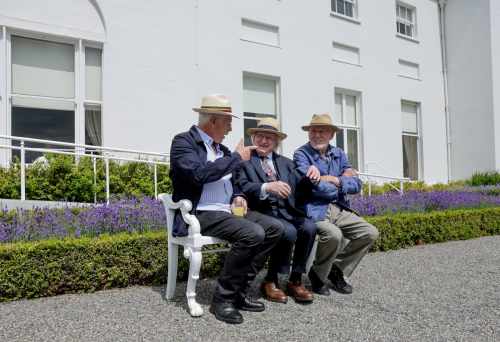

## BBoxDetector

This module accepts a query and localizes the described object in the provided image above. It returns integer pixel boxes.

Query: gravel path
[1,236,499,342]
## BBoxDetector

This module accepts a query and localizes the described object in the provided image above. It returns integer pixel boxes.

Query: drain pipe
[438,0,452,182]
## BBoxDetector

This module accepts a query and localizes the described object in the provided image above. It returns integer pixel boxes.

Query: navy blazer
[233,150,307,219]
[169,125,243,236]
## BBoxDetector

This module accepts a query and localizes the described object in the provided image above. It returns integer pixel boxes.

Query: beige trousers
[312,204,379,282]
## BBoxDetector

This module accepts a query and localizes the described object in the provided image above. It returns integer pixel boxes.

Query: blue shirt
[195,126,233,213]
[293,142,362,221]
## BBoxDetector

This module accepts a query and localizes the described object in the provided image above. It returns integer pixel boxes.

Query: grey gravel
[1,236,499,342]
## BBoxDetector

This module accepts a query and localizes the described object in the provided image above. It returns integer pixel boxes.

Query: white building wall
[489,0,500,171]
[445,0,496,180]
[0,0,450,183]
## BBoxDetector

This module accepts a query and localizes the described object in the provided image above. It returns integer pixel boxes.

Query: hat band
[200,106,232,112]
[256,124,279,132]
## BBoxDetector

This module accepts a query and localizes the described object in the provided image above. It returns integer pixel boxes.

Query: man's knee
[365,224,379,242]
[240,222,266,247]
[317,221,343,244]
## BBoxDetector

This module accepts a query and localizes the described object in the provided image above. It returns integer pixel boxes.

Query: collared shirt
[259,152,277,200]
[195,126,233,213]
[293,142,362,221]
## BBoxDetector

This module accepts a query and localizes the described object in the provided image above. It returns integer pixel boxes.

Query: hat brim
[193,107,240,118]
[247,128,287,140]
[301,124,340,132]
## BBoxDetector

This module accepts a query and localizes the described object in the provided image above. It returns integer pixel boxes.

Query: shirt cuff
[260,183,270,200]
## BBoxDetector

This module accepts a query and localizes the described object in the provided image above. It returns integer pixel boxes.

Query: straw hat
[301,113,339,132]
[193,94,240,118]
[247,117,287,140]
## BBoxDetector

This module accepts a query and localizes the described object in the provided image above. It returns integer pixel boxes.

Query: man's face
[212,115,232,143]
[308,126,334,150]
[252,132,279,156]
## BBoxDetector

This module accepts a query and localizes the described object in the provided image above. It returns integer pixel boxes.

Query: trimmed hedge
[1,207,500,302]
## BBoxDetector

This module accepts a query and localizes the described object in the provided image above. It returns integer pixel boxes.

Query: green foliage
[0,154,172,202]
[368,207,500,251]
[362,180,467,195]
[1,207,499,301]
[466,171,500,186]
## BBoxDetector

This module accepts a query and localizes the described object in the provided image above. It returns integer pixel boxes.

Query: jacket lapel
[251,152,268,182]
[273,154,288,182]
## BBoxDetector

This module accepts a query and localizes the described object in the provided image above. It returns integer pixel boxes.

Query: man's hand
[342,168,358,177]
[231,196,248,215]
[235,139,257,161]
[265,181,292,198]
[306,165,321,183]
[320,175,341,186]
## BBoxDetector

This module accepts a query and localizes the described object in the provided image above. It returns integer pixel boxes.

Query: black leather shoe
[209,302,243,324]
[307,269,330,296]
[235,295,265,312]
[328,265,353,294]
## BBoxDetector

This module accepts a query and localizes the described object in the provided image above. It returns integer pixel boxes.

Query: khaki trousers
[312,204,379,282]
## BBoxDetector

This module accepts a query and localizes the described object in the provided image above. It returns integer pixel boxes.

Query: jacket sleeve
[337,150,362,195]
[170,135,242,187]
[293,149,312,176]
[233,163,264,204]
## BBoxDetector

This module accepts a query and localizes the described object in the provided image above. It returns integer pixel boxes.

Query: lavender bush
[351,190,500,216]
[0,197,166,243]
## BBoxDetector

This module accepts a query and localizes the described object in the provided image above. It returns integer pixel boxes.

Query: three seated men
[170,95,378,324]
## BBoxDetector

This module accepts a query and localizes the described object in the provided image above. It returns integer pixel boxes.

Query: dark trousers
[197,210,283,303]
[267,216,317,277]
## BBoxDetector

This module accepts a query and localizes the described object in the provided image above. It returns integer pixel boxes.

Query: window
[401,101,421,180]
[396,3,416,38]
[332,0,357,18]
[7,34,102,162]
[333,90,362,170]
[243,74,279,146]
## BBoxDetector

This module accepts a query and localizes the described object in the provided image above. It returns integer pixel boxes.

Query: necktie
[260,157,277,181]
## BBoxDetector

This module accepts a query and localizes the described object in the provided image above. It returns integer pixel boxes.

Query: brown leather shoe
[287,281,314,304]
[261,281,288,304]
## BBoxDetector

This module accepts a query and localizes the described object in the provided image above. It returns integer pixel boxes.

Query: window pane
[345,2,353,17]
[336,0,345,15]
[335,129,344,150]
[244,118,258,146]
[334,93,343,124]
[407,8,413,22]
[402,102,418,133]
[402,135,418,180]
[398,22,406,35]
[347,129,358,170]
[243,75,277,115]
[11,106,75,163]
[345,95,357,126]
[11,36,74,98]
[85,104,102,147]
[85,48,102,101]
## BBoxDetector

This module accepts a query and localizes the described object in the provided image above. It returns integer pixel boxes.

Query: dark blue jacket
[169,125,243,236]
[233,151,307,220]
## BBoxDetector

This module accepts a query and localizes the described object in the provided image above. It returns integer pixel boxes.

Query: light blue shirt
[195,126,233,213]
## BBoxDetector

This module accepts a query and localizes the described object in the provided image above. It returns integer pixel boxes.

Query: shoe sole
[209,307,244,324]
[236,305,266,312]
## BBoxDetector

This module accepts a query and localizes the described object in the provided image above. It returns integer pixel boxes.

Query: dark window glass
[12,106,74,162]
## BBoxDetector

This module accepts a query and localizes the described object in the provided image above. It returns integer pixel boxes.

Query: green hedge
[1,207,499,302]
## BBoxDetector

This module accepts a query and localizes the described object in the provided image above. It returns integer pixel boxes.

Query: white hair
[198,113,213,126]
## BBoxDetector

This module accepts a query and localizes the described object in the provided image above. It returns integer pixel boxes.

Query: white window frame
[242,72,281,148]
[333,89,363,171]
[2,28,103,161]
[396,2,417,39]
[401,100,422,180]
[332,0,358,19]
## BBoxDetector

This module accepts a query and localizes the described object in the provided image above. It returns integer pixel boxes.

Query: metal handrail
[358,172,411,196]
[0,135,170,203]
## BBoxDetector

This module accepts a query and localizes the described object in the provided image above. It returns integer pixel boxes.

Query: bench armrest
[159,194,201,237]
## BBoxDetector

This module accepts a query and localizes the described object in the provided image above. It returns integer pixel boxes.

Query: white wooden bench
[159,193,228,317]
[159,193,319,317]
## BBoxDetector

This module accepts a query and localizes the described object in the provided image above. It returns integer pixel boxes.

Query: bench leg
[166,242,178,300]
[184,247,203,317]
[306,238,318,273]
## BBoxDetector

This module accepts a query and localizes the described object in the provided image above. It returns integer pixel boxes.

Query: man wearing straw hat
[170,95,284,324]
[234,117,317,304]
[293,113,379,296]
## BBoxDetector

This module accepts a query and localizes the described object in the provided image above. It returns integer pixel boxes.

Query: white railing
[0,135,169,203]
[358,172,411,196]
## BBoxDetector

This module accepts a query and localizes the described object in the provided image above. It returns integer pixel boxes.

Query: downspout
[438,0,452,182]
